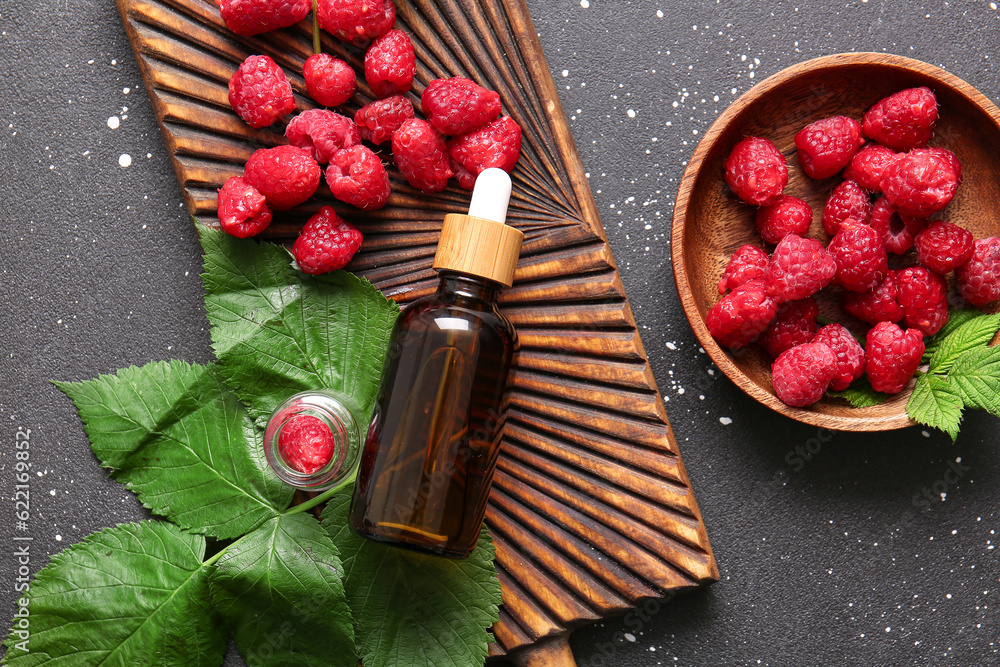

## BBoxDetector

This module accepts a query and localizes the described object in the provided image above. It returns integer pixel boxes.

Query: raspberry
[755,195,812,245]
[764,234,837,303]
[450,159,477,190]
[228,55,295,129]
[244,145,321,210]
[278,414,335,474]
[881,148,959,218]
[363,29,414,98]
[862,87,938,152]
[843,270,905,325]
[794,116,864,180]
[355,95,414,144]
[316,0,395,45]
[843,144,898,193]
[718,244,769,295]
[813,324,866,391]
[865,322,925,394]
[821,179,873,236]
[285,109,360,165]
[216,0,310,36]
[957,237,1000,306]
[925,147,963,183]
[723,137,788,206]
[217,176,272,238]
[827,218,888,292]
[896,266,949,336]
[303,53,356,108]
[447,116,522,189]
[391,119,452,193]
[706,280,777,349]
[291,205,364,275]
[771,342,838,408]
[326,145,391,210]
[759,297,819,359]
[914,220,974,274]
[870,196,925,254]
[422,77,502,136]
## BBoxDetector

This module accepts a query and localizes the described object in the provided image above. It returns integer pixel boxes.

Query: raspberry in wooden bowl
[671,53,1000,431]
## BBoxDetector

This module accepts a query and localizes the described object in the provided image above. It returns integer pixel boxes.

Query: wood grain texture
[116,0,718,659]
[672,53,1000,432]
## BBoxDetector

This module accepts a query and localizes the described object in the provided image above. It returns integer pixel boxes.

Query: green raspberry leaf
[826,376,890,408]
[55,360,292,538]
[928,312,1000,373]
[321,494,502,667]
[2,521,225,666]
[906,374,965,442]
[199,225,399,425]
[209,513,356,667]
[948,346,1000,417]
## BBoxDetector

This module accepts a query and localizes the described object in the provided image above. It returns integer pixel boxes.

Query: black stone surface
[2,0,998,665]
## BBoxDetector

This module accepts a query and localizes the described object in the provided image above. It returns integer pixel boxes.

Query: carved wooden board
[116,0,718,661]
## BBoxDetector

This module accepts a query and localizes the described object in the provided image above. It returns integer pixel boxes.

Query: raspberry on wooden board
[355,95,415,144]
[896,266,949,336]
[827,218,888,293]
[447,116,522,189]
[764,234,837,303]
[914,221,974,275]
[303,53,356,108]
[285,109,361,164]
[759,297,820,359]
[291,205,364,275]
[821,179,872,236]
[843,270,905,326]
[391,119,453,193]
[870,196,926,255]
[316,0,395,45]
[843,143,898,193]
[244,145,321,211]
[228,55,295,129]
[422,77,503,136]
[880,149,960,218]
[364,29,415,98]
[217,176,273,238]
[326,145,391,211]
[216,0,310,37]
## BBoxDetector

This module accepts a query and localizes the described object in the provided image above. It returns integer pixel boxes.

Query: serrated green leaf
[322,494,501,667]
[948,346,1000,417]
[826,376,890,408]
[55,360,292,538]
[199,225,399,425]
[2,522,225,667]
[923,308,989,361]
[209,513,356,667]
[928,312,1000,373]
[906,374,964,442]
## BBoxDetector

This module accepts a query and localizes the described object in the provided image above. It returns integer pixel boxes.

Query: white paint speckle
[627,109,636,118]
[119,153,132,168]
[719,417,732,425]
[624,633,636,643]
[580,0,589,6]
[107,116,120,129]
[55,535,62,541]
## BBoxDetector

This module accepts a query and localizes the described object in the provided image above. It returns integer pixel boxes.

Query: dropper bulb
[467,168,512,224]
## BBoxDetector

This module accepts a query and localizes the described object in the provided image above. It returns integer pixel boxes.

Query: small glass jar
[263,390,363,490]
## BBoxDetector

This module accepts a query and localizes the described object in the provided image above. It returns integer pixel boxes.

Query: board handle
[510,633,577,667]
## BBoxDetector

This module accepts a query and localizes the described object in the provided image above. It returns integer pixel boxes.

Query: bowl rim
[671,52,1000,432]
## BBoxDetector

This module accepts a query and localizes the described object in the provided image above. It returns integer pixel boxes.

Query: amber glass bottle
[350,169,523,558]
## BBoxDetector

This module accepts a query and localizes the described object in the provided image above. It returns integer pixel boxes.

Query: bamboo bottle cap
[433,169,524,287]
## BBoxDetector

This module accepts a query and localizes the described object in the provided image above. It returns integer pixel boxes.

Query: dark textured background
[2,0,999,665]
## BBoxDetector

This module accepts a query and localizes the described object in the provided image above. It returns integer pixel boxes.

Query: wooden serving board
[116,0,718,662]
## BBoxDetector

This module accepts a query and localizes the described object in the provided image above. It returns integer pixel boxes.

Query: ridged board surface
[116,0,718,658]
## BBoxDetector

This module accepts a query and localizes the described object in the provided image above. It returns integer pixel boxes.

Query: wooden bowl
[672,53,1000,431]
